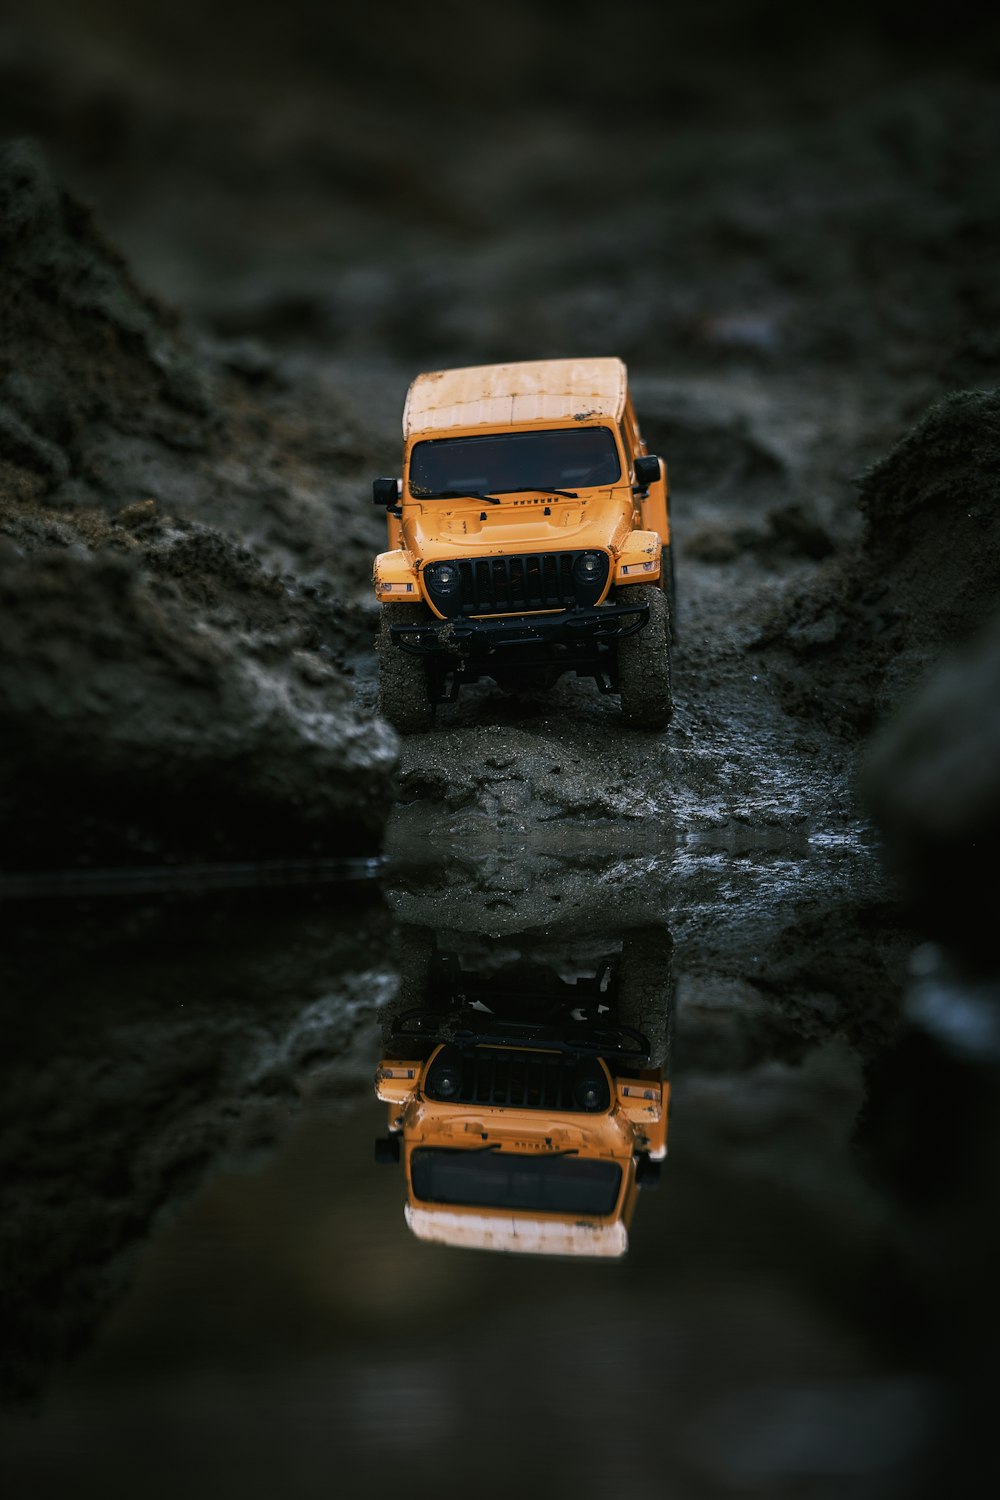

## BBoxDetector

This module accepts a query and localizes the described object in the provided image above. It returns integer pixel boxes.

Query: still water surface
[0,839,979,1499]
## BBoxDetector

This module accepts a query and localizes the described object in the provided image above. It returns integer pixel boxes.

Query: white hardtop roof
[403,357,627,438]
[405,1204,628,1258]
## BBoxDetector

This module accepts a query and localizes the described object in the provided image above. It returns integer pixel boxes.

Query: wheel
[635,1155,662,1188]
[616,585,673,729]
[662,543,677,642]
[394,924,436,1010]
[377,603,435,734]
[381,924,437,1047]
[616,926,674,1070]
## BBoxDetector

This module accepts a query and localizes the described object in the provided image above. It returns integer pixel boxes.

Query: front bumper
[390,1007,651,1063]
[390,600,649,657]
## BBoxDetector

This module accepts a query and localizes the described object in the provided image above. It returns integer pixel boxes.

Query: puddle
[0,857,385,902]
[3,840,988,1498]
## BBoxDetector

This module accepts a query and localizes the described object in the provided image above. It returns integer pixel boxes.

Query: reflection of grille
[452,551,605,615]
[458,1047,582,1111]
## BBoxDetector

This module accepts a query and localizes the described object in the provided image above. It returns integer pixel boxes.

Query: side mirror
[373,476,401,508]
[634,455,661,491]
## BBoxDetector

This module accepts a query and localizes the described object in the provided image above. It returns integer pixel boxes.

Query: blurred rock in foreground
[864,616,1000,954]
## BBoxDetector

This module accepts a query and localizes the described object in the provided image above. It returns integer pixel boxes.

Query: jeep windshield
[410,1147,622,1216]
[408,426,621,498]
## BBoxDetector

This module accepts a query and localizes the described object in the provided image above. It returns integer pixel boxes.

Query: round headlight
[574,551,604,583]
[573,1062,610,1112]
[426,1045,464,1101]
[427,562,460,595]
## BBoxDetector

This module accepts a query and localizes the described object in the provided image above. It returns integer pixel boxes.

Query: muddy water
[3,821,978,1500]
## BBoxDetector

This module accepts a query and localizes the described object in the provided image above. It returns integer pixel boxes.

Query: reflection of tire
[635,1155,661,1188]
[616,585,672,730]
[377,603,435,734]
[383,924,437,1048]
[617,926,674,1070]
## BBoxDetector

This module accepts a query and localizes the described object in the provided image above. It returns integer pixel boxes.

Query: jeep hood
[402,487,634,562]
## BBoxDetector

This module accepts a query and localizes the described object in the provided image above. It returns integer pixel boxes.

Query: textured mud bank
[0,142,395,867]
[759,388,1000,732]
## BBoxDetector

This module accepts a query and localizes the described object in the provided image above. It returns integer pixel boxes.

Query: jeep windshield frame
[407,426,622,500]
[410,1146,623,1217]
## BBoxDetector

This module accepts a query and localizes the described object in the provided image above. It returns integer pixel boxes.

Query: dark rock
[0,137,213,505]
[0,144,396,866]
[0,539,396,865]
[756,388,1000,731]
[865,615,1000,950]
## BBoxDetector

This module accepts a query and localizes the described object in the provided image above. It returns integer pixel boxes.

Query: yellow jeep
[373,930,672,1258]
[372,357,673,732]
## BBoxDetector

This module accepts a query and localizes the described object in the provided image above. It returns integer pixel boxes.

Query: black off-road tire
[380,923,438,1048]
[616,925,675,1070]
[616,584,673,729]
[374,1135,401,1165]
[662,543,678,642]
[377,603,435,734]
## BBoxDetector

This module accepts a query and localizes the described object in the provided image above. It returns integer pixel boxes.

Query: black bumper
[390,600,649,657]
[391,1007,651,1064]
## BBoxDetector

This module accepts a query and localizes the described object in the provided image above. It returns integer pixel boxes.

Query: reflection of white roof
[403,358,627,438]
[405,1205,628,1258]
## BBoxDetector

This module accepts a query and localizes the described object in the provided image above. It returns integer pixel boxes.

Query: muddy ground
[2,11,999,874]
[1,8,1000,876]
[2,4,1000,1495]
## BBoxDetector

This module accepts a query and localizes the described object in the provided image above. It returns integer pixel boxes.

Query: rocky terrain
[0,140,396,868]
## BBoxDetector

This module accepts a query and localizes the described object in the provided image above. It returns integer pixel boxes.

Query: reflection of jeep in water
[372,358,673,732]
[374,930,673,1258]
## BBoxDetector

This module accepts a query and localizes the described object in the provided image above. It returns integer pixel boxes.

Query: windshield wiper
[415,488,502,505]
[527,487,578,499]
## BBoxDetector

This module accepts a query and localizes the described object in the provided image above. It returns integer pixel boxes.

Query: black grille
[450,551,606,616]
[456,1047,584,1111]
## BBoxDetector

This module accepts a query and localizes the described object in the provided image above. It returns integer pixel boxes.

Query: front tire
[377,603,435,734]
[662,543,677,642]
[616,926,675,1070]
[616,585,673,729]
